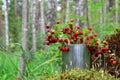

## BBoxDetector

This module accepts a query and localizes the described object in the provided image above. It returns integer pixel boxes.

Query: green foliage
[47,69,119,80]
[0,45,61,80]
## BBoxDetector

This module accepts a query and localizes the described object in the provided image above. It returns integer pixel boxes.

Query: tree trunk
[32,0,37,52]
[0,0,2,36]
[46,0,57,28]
[99,0,103,24]
[18,0,28,79]
[40,0,45,41]
[75,0,84,26]
[85,0,89,28]
[115,0,118,26]
[4,0,9,51]
[61,0,65,22]
[65,0,70,23]
[35,0,39,30]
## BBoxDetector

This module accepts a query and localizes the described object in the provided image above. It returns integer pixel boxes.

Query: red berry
[45,25,50,29]
[110,58,114,63]
[95,41,99,45]
[65,47,69,52]
[48,35,52,39]
[69,24,73,29]
[74,31,79,37]
[94,33,98,37]
[103,41,109,45]
[61,48,65,51]
[65,28,69,31]
[67,30,72,34]
[94,53,98,57]
[80,38,83,43]
[50,31,55,34]
[97,50,101,54]
[46,41,50,45]
[70,19,74,22]
[74,37,78,41]
[58,39,63,43]
[89,36,93,39]
[101,47,108,52]
[51,38,55,43]
[77,26,80,29]
[80,31,83,35]
[88,27,92,31]
[64,39,68,44]
[70,40,73,44]
[56,21,60,24]
[71,35,74,39]
[112,61,116,65]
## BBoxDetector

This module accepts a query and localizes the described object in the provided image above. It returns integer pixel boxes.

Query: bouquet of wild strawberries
[45,19,116,65]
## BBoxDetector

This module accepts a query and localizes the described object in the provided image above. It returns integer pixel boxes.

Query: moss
[47,69,119,80]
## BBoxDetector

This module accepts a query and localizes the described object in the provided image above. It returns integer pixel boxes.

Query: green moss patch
[47,69,119,80]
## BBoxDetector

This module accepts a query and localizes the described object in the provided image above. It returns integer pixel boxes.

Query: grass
[0,45,61,80]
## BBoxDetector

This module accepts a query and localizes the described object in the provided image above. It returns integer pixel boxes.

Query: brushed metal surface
[62,44,91,71]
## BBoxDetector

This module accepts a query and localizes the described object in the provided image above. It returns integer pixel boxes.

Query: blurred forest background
[0,0,120,80]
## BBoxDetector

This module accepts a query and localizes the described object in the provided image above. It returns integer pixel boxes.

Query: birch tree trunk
[18,0,28,79]
[46,0,57,28]
[115,0,118,25]
[75,0,84,26]
[61,0,65,22]
[35,0,39,30]
[99,0,103,24]
[40,0,45,39]
[65,0,70,23]
[0,0,2,36]
[32,0,36,52]
[4,0,9,51]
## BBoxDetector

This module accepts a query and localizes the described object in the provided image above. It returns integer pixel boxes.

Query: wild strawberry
[103,41,109,45]
[94,33,98,37]
[47,30,51,32]
[87,37,90,40]
[62,30,66,34]
[45,25,50,29]
[69,24,73,29]
[65,28,69,31]
[112,61,116,65]
[74,31,79,37]
[48,35,52,39]
[95,41,99,45]
[80,31,83,35]
[80,38,83,43]
[58,39,63,43]
[61,48,65,52]
[88,27,92,31]
[70,19,74,22]
[46,41,50,45]
[88,46,94,51]
[64,39,68,44]
[110,58,114,63]
[65,47,69,52]
[70,40,73,44]
[94,53,98,57]
[74,37,78,41]
[51,38,55,43]
[67,30,72,34]
[56,21,60,24]
[89,36,93,39]
[97,50,101,54]
[50,31,55,34]
[101,47,108,52]
[77,26,80,29]
[71,35,74,39]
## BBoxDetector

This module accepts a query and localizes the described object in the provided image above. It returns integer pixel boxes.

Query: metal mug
[62,44,105,71]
